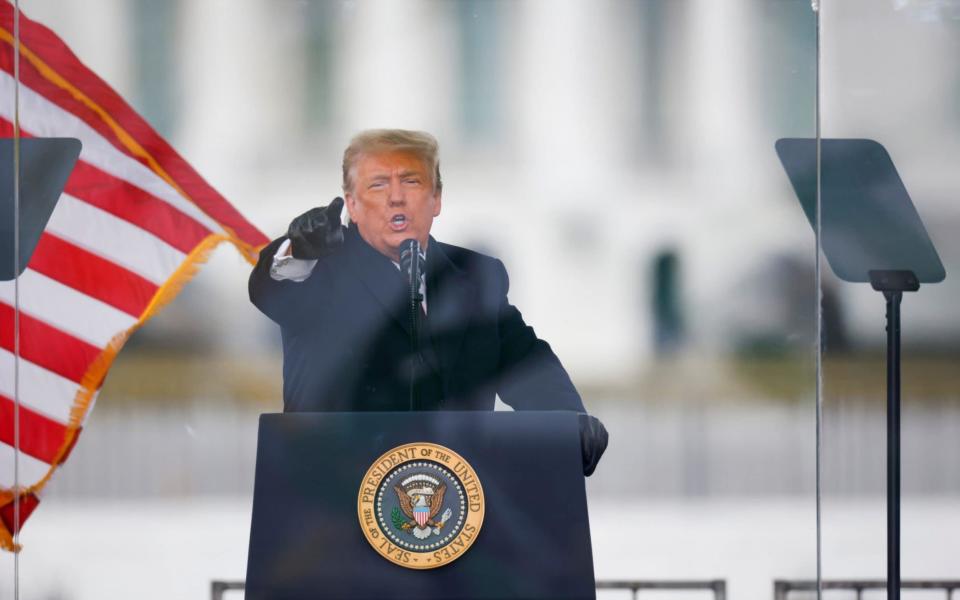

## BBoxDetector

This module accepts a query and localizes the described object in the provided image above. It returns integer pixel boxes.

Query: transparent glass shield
[9,0,270,596]
[5,2,88,596]
[818,2,960,600]
[5,1,823,599]
[582,3,818,599]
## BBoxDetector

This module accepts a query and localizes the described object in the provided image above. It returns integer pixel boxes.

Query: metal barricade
[211,578,728,600]
[597,579,727,600]
[774,580,960,600]
[211,580,245,600]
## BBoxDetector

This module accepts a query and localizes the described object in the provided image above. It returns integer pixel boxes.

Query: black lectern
[246,411,596,600]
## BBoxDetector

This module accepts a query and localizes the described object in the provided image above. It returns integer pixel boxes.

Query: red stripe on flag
[0,491,41,536]
[65,160,214,254]
[0,395,74,464]
[0,5,269,248]
[0,302,102,383]
[28,233,159,317]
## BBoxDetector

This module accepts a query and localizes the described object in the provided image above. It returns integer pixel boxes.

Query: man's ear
[432,189,442,217]
[345,192,358,221]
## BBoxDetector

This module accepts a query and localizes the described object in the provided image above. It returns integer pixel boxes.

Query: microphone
[399,238,423,298]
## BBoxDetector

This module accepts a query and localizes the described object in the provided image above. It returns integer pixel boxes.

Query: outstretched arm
[248,199,344,326]
[249,236,312,326]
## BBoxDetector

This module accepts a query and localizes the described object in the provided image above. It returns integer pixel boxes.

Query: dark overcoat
[249,225,585,414]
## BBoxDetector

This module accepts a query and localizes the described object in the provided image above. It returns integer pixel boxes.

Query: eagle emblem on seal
[393,474,454,540]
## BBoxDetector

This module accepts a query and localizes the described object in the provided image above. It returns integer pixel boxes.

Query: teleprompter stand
[0,137,82,280]
[776,138,946,600]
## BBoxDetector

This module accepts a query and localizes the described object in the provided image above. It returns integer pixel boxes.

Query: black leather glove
[287,197,345,259]
[578,413,609,477]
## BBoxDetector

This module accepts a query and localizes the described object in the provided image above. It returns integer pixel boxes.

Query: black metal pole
[401,240,423,412]
[409,282,422,411]
[884,290,902,600]
[871,271,918,600]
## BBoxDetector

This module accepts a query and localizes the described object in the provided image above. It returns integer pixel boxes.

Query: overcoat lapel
[342,227,411,336]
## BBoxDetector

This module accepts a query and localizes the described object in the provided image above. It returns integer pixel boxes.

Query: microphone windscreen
[399,238,420,278]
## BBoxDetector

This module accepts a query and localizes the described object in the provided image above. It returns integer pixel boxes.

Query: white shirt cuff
[269,239,318,282]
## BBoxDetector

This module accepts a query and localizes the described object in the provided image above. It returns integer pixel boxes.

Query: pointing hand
[287,197,345,259]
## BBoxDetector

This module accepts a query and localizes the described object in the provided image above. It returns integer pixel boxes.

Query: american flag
[0,3,268,550]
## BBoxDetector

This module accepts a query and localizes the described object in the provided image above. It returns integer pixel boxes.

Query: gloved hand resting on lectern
[578,414,608,476]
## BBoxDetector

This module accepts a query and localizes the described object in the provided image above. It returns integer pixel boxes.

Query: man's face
[345,150,441,262]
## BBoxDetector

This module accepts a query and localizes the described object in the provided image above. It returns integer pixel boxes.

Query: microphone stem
[409,286,422,411]
[403,241,423,411]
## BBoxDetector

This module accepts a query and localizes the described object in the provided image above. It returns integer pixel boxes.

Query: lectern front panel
[245,411,595,600]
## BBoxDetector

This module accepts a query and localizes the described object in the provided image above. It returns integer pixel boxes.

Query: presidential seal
[357,442,484,569]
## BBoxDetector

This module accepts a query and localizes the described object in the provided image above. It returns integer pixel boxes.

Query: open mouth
[389,214,408,231]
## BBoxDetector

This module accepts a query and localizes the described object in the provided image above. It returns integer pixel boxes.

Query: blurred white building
[20,0,960,386]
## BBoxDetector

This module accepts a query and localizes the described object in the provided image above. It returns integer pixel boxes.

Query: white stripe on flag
[47,193,186,285]
[0,71,224,235]
[0,442,54,487]
[0,270,136,348]
[0,348,76,425]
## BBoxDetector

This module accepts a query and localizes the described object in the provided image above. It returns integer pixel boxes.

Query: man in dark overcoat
[249,129,607,474]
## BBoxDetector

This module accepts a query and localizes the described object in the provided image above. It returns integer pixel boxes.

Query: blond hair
[342,129,442,194]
